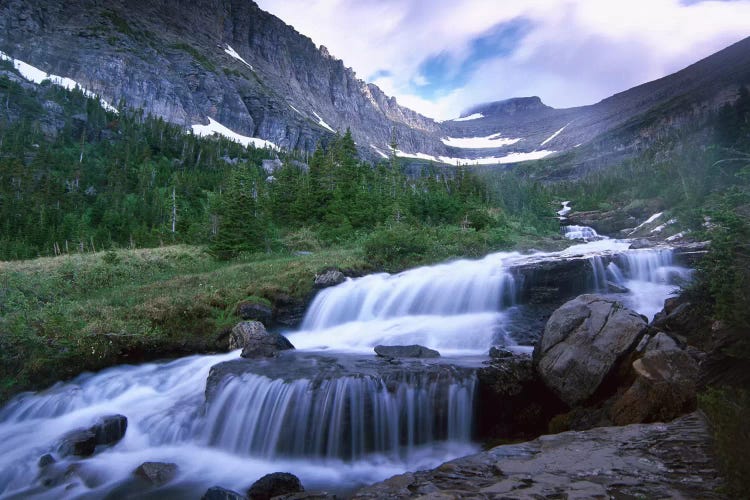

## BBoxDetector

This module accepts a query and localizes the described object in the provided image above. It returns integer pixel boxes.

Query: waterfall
[301,256,518,330]
[201,372,475,460]
[0,239,693,497]
[289,254,519,354]
[562,225,601,240]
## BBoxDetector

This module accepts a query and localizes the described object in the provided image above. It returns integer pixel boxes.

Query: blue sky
[257,0,750,120]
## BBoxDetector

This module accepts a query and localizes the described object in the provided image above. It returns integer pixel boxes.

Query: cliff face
[1,0,749,171]
[0,0,443,158]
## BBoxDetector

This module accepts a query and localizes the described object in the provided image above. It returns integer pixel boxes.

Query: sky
[255,0,750,120]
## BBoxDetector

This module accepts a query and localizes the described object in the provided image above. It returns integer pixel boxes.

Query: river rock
[202,486,246,500]
[629,238,656,249]
[248,472,304,500]
[57,429,97,457]
[352,412,720,499]
[534,295,647,406]
[488,346,513,359]
[476,354,565,440]
[374,344,440,358]
[38,454,55,468]
[235,301,273,325]
[313,268,346,289]
[93,414,127,446]
[229,321,294,358]
[133,461,178,486]
[611,348,699,425]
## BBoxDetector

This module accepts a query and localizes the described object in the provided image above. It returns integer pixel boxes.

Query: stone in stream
[133,461,178,486]
[247,472,304,500]
[533,294,647,406]
[374,344,440,359]
[92,414,128,446]
[57,429,97,457]
[202,486,246,500]
[229,321,295,358]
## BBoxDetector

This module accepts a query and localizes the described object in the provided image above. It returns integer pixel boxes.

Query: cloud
[256,0,750,120]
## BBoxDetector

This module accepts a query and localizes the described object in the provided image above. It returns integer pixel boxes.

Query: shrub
[364,225,431,270]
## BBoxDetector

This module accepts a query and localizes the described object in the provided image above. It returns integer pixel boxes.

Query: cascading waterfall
[0,238,693,498]
[562,225,602,240]
[289,254,519,354]
[202,372,475,460]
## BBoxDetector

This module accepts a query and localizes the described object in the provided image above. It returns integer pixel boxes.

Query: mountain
[1,0,749,172]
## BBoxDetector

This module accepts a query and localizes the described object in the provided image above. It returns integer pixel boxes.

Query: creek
[0,235,692,498]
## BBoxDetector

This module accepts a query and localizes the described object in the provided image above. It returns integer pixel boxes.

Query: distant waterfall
[562,225,601,240]
[202,372,476,460]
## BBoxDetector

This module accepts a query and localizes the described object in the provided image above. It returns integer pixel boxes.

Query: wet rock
[374,344,440,359]
[610,348,698,425]
[313,268,346,289]
[38,454,55,468]
[629,238,656,249]
[229,321,294,358]
[93,414,127,446]
[534,294,647,406]
[353,413,721,499]
[202,486,246,500]
[488,346,513,359]
[476,354,565,441]
[133,461,178,486]
[606,280,629,293]
[248,472,304,500]
[57,429,97,457]
[236,301,273,325]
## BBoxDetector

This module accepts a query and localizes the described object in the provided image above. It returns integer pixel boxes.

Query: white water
[562,224,602,240]
[0,238,691,498]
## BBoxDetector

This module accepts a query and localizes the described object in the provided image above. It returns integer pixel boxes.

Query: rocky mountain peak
[466,96,552,118]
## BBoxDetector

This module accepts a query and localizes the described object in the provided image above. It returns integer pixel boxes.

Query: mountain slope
[0,0,748,171]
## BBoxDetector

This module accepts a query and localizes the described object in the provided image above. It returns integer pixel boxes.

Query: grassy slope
[0,245,369,402]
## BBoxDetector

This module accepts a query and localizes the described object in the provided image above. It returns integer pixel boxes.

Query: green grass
[0,244,367,402]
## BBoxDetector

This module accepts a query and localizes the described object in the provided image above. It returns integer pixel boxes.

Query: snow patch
[628,212,663,235]
[650,218,677,233]
[312,111,335,133]
[0,50,117,113]
[451,113,484,122]
[370,145,389,159]
[394,149,555,165]
[289,104,303,115]
[665,231,688,242]
[191,118,279,150]
[441,133,521,149]
[540,124,567,146]
[224,45,253,70]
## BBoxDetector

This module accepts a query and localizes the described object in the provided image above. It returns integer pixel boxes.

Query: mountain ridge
[0,0,748,172]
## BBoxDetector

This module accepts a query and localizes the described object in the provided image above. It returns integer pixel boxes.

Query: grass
[0,244,367,403]
[0,224,565,404]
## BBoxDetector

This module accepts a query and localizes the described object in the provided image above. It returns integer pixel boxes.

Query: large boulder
[229,321,295,358]
[247,472,304,500]
[374,344,440,359]
[534,295,647,406]
[610,347,699,425]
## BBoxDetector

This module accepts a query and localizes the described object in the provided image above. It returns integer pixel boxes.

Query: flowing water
[0,237,691,498]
